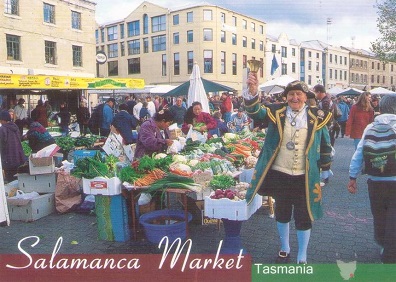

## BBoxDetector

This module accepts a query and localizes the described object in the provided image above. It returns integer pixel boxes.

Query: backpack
[88,103,105,134]
[362,120,396,176]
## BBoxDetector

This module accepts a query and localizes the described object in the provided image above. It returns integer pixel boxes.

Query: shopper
[348,94,396,263]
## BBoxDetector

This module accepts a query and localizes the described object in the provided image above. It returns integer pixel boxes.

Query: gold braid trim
[317,112,332,130]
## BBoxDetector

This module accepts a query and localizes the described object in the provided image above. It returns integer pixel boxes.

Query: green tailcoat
[245,97,333,220]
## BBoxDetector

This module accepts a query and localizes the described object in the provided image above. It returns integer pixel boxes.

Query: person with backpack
[111,103,138,145]
[139,101,151,123]
[348,94,396,263]
[335,96,350,138]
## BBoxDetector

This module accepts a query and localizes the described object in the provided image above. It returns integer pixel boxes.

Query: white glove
[320,169,334,179]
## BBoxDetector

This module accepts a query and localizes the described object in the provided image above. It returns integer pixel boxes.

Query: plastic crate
[73,150,100,163]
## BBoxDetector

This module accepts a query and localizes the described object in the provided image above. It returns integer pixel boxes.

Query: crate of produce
[29,154,55,175]
[8,193,55,222]
[204,193,262,221]
[18,173,57,193]
[73,150,101,163]
[82,176,121,195]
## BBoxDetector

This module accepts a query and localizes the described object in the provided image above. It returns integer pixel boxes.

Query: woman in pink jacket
[182,101,217,138]
[345,92,374,149]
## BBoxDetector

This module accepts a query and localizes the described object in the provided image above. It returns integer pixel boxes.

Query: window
[187,51,194,74]
[351,73,354,83]
[345,71,347,81]
[143,38,149,53]
[251,22,255,32]
[329,69,333,79]
[152,35,166,52]
[221,31,226,43]
[72,45,82,67]
[174,53,180,75]
[173,32,179,44]
[377,75,380,83]
[204,9,212,21]
[173,14,179,25]
[259,25,264,34]
[162,54,166,76]
[371,75,374,83]
[220,12,225,23]
[187,30,193,43]
[232,53,237,75]
[152,15,166,32]
[187,12,193,23]
[316,53,319,59]
[127,21,140,37]
[251,39,255,49]
[392,65,394,72]
[272,44,276,53]
[6,34,20,60]
[232,34,237,45]
[242,19,247,29]
[383,63,386,71]
[108,43,118,58]
[292,48,296,57]
[316,62,319,71]
[43,3,55,24]
[143,14,148,34]
[259,41,263,51]
[335,69,338,79]
[203,29,212,41]
[128,58,140,74]
[308,75,312,85]
[5,0,19,15]
[335,55,338,64]
[329,54,332,63]
[71,11,81,29]
[308,61,312,71]
[100,29,104,43]
[391,76,394,84]
[232,16,237,26]
[107,26,118,41]
[281,63,287,75]
[292,63,296,73]
[281,46,287,58]
[127,40,140,55]
[204,50,213,73]
[372,62,374,69]
[243,55,247,68]
[95,30,99,44]
[383,76,385,83]
[108,61,118,76]
[45,41,56,64]
[378,62,380,70]
[120,24,124,39]
[221,51,226,74]
[120,42,125,56]
[242,36,247,47]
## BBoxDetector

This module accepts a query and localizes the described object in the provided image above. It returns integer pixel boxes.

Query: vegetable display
[209,175,236,190]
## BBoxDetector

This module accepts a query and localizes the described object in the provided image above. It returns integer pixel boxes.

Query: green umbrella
[163,78,234,97]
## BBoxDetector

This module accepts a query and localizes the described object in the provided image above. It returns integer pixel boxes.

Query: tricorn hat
[283,80,315,99]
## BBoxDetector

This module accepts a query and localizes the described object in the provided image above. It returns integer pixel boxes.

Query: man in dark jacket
[169,97,187,127]
[112,104,138,145]
[0,110,26,182]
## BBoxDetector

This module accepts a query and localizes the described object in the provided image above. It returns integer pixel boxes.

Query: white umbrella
[259,75,296,94]
[370,87,396,95]
[187,63,210,113]
[327,86,344,96]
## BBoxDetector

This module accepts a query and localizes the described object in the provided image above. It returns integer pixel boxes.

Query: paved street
[0,136,380,264]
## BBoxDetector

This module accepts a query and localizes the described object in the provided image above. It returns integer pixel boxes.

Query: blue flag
[270,54,279,75]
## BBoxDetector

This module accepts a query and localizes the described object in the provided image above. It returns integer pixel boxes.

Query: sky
[94,0,381,51]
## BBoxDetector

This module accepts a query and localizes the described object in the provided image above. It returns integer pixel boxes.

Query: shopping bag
[55,171,82,213]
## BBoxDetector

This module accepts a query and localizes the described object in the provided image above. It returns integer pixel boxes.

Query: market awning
[163,78,234,97]
[0,74,145,90]
[336,87,363,96]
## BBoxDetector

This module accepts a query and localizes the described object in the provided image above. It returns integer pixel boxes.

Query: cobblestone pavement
[0,137,381,264]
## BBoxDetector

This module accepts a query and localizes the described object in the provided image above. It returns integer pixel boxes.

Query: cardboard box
[18,173,57,193]
[82,176,121,195]
[29,154,55,175]
[8,193,55,222]
[169,128,182,140]
[204,194,263,221]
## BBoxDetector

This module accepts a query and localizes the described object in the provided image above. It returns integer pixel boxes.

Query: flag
[270,54,279,75]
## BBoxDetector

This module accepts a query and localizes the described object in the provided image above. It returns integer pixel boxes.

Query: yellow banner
[0,74,145,89]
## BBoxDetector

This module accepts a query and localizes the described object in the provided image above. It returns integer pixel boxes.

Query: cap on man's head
[283,80,315,99]
[0,110,11,122]
[313,84,326,93]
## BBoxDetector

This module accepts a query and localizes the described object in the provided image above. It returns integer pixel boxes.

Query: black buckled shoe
[275,251,290,264]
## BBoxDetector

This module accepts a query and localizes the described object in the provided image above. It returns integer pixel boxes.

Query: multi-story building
[265,33,299,81]
[341,47,370,90]
[299,40,327,86]
[95,1,266,93]
[324,45,349,89]
[1,0,97,77]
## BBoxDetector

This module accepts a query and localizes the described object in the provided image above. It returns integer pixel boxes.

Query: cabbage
[188,159,199,166]
[154,153,168,159]
[170,162,192,173]
[172,154,188,163]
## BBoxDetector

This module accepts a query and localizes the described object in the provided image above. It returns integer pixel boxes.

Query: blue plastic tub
[139,210,192,244]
